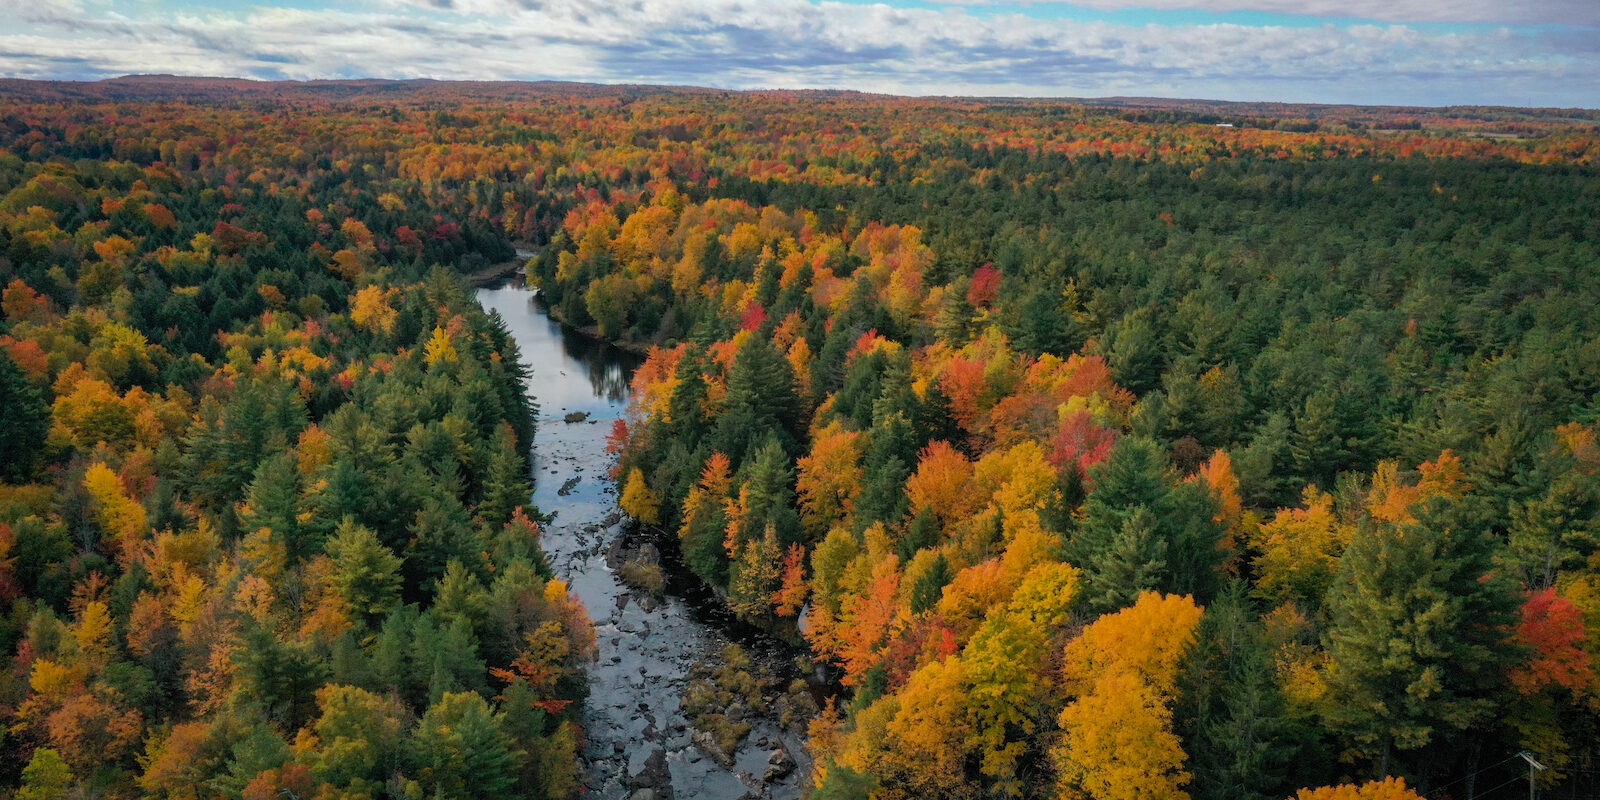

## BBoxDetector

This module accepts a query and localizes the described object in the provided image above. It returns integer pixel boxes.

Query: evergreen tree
[404,491,485,600]
[0,351,49,482]
[898,508,940,561]
[1009,285,1082,357]
[209,724,290,798]
[1179,583,1301,800]
[409,692,521,800]
[238,452,305,558]
[933,289,974,346]
[1081,507,1168,614]
[855,408,916,529]
[326,518,403,628]
[682,492,730,588]
[1073,436,1223,610]
[370,604,421,702]
[1320,497,1520,777]
[235,623,328,730]
[665,345,710,443]
[909,554,951,615]
[478,425,528,531]
[714,335,800,461]
[413,613,488,705]
[734,435,803,548]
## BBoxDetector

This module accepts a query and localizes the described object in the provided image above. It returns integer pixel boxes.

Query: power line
[1472,774,1531,799]
[1429,754,1525,796]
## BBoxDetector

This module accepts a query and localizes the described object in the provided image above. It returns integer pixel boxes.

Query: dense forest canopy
[1,78,1598,800]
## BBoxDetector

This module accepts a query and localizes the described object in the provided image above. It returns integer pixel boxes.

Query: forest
[1,78,1598,800]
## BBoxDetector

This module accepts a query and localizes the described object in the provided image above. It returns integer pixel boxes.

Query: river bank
[464,245,539,286]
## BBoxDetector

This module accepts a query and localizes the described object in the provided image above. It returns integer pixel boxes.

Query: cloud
[0,0,1594,106]
[935,0,1600,27]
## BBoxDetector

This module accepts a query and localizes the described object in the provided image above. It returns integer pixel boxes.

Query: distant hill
[1,75,1594,130]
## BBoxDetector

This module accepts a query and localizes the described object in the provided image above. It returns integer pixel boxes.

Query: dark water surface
[477,281,812,800]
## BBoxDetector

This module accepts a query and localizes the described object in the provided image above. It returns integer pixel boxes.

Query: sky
[0,0,1596,108]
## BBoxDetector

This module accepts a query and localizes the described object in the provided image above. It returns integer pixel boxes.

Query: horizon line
[3,73,1598,114]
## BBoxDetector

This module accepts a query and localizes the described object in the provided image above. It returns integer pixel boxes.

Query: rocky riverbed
[478,282,817,800]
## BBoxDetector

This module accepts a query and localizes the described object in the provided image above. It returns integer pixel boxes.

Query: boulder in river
[765,745,797,781]
[557,476,581,495]
[629,748,674,799]
[564,410,590,423]
[691,729,735,768]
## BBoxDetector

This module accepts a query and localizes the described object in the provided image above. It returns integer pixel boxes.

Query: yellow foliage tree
[962,562,1081,794]
[620,467,662,525]
[883,657,971,794]
[1055,592,1203,800]
[349,285,397,335]
[72,600,116,674]
[796,426,864,534]
[83,462,146,562]
[1293,777,1425,800]
[1251,488,1347,608]
[423,325,458,366]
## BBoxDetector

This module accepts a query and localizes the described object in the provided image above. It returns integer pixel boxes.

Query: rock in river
[765,746,796,781]
[629,749,674,799]
[691,729,735,768]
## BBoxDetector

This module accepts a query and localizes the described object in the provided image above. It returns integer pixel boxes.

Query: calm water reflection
[477,284,642,407]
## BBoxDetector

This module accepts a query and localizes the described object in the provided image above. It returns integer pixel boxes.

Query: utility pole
[1517,751,1547,800]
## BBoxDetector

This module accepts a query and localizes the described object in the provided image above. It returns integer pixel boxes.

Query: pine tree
[419,614,488,704]
[1009,285,1083,357]
[680,453,733,588]
[666,344,710,442]
[714,335,800,461]
[933,289,973,346]
[370,605,421,703]
[478,425,528,531]
[726,435,803,558]
[1082,507,1169,614]
[326,518,403,628]
[0,351,49,482]
[1320,497,1519,776]
[1073,436,1222,610]
[404,491,485,600]
[855,408,916,529]
[238,452,305,558]
[209,724,291,798]
[1178,583,1299,800]
[235,622,327,729]
[410,692,521,800]
[910,553,951,615]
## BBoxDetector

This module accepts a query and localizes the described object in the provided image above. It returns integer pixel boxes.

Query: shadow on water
[545,305,640,403]
[481,278,643,403]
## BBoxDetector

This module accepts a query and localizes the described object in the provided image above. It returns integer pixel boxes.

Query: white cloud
[0,0,1594,106]
[933,0,1600,27]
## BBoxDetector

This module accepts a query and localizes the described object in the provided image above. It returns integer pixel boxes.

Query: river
[477,280,814,800]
